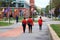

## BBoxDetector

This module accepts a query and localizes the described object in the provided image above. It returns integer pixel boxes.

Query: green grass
[0,22,12,26]
[34,20,38,22]
[53,17,60,21]
[18,17,24,22]
[53,19,60,21]
[3,17,23,21]
[2,16,38,22]
[50,24,60,37]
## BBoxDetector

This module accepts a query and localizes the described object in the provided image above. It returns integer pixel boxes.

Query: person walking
[22,17,27,33]
[27,17,34,33]
[38,17,43,30]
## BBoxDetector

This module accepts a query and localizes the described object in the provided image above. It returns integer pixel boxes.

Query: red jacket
[22,19,27,24]
[38,19,42,25]
[27,18,33,25]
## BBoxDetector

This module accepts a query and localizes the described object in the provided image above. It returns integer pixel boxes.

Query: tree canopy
[45,0,60,17]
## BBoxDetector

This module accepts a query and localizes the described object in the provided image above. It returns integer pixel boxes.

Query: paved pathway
[0,22,51,40]
[15,23,51,40]
[0,16,58,40]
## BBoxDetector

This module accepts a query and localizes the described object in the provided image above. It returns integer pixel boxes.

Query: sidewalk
[0,22,22,33]
[15,23,51,40]
[0,22,51,40]
[0,16,58,40]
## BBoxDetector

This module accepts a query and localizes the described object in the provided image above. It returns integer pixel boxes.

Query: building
[0,0,34,18]
[0,0,30,18]
[11,0,30,18]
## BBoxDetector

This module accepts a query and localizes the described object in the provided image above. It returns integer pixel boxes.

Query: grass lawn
[19,17,23,22]
[53,19,60,21]
[0,22,12,26]
[34,20,38,22]
[50,24,60,37]
[2,17,38,22]
[3,17,24,21]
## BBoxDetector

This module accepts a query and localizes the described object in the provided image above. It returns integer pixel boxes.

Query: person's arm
[25,20,27,24]
[41,19,43,22]
[32,19,34,26]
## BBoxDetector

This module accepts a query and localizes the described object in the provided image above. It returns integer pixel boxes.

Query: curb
[0,23,38,29]
[48,24,60,40]
[0,23,22,29]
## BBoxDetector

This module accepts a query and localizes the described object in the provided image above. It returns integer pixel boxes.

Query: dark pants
[28,24,32,33]
[16,20,18,23]
[16,18,18,23]
[22,24,26,33]
[39,25,42,30]
[16,16,18,23]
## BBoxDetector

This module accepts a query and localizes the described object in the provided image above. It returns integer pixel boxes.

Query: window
[18,3,24,7]
[2,2,6,7]
[6,0,16,2]
[6,0,8,2]
[11,3,16,7]
[13,0,16,1]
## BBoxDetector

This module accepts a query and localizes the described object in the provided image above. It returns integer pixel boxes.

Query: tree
[34,6,41,14]
[48,0,60,18]
[52,0,60,7]
[52,0,60,17]
[45,5,50,14]
[0,0,13,7]
[0,1,2,7]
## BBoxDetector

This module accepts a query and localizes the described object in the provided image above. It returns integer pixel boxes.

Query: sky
[26,0,50,8]
[35,0,50,8]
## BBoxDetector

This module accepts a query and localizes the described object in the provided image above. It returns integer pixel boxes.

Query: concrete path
[0,23,22,32]
[0,22,51,40]
[0,16,56,40]
[15,23,51,40]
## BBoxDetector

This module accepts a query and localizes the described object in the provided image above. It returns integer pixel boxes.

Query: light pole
[50,0,52,19]
[8,1,10,24]
[8,1,13,24]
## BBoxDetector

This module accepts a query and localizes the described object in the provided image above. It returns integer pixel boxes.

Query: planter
[48,24,60,40]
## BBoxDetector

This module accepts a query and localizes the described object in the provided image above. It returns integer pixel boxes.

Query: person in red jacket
[22,17,27,33]
[27,17,34,33]
[38,17,43,30]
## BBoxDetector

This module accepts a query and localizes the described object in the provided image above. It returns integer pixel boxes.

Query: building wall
[0,0,35,19]
[0,7,30,18]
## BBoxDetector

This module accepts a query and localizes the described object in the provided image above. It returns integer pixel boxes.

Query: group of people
[22,16,43,33]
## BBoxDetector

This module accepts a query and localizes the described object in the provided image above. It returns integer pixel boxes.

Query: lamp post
[50,0,52,19]
[8,1,13,24]
[8,1,10,24]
